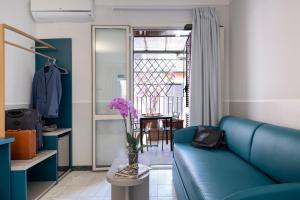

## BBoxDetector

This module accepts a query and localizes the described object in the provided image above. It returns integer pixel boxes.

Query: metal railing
[134,96,184,118]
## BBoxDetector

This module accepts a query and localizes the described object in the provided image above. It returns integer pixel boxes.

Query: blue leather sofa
[173,116,300,200]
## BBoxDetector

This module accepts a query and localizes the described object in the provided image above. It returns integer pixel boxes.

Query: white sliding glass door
[92,26,131,170]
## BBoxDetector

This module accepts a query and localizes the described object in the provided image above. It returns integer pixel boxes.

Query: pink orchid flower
[108,98,138,119]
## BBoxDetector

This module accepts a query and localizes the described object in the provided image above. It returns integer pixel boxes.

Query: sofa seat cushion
[174,143,275,200]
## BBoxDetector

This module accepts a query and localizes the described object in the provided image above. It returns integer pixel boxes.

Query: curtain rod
[112,4,232,11]
[184,24,224,30]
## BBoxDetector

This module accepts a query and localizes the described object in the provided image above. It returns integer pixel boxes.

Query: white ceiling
[95,0,232,7]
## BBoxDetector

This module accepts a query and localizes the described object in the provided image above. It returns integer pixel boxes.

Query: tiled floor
[41,169,177,200]
[139,139,173,165]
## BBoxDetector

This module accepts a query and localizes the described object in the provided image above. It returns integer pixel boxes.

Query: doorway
[133,29,191,165]
[91,27,192,168]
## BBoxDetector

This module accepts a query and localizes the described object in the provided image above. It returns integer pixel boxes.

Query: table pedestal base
[111,176,149,200]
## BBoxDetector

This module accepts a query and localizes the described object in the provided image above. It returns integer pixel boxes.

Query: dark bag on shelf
[192,126,225,149]
[5,108,43,150]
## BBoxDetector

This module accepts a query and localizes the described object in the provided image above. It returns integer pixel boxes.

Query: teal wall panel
[36,38,73,168]
[43,136,58,150]
[35,38,72,129]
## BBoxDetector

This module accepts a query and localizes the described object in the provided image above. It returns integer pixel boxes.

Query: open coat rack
[0,24,57,138]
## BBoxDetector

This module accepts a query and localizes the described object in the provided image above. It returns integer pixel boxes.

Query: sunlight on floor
[139,139,173,165]
[40,169,177,200]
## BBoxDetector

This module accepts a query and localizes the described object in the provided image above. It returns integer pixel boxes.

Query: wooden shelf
[11,150,57,171]
[43,128,71,137]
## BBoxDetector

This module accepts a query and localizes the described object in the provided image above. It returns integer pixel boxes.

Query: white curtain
[189,7,221,126]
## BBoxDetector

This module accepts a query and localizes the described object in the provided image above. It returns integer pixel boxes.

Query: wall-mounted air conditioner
[31,0,94,22]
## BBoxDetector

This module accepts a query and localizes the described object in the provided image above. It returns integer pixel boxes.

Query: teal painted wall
[35,38,72,129]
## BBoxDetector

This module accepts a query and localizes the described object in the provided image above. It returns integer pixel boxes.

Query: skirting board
[72,166,93,171]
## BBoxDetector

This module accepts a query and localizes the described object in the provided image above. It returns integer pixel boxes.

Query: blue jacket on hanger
[32,65,62,118]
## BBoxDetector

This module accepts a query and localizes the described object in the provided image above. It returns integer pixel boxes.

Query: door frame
[92,25,132,171]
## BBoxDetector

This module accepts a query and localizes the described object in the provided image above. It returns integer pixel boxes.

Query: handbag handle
[7,110,24,118]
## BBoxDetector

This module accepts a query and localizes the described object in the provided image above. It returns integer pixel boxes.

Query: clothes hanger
[52,59,69,75]
[43,58,69,75]
[56,66,69,75]
[44,58,52,73]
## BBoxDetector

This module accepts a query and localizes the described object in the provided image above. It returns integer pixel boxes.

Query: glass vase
[128,148,138,166]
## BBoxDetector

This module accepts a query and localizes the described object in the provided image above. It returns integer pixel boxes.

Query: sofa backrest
[219,116,264,162]
[250,124,300,183]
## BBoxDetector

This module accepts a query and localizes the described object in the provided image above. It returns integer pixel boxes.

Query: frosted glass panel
[95,28,127,114]
[95,120,126,167]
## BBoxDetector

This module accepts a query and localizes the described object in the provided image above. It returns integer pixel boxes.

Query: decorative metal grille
[185,33,192,126]
[185,33,191,107]
[134,59,175,97]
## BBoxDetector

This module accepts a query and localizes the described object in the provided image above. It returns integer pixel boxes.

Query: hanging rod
[0,24,58,138]
[3,24,56,50]
[5,41,55,60]
[31,46,52,49]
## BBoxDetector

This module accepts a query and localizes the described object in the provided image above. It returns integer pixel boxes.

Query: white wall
[0,0,35,108]
[36,5,230,166]
[229,0,300,129]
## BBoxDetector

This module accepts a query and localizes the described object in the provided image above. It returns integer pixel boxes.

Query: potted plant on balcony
[108,97,141,168]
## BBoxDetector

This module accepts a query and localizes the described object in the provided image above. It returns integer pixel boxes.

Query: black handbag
[192,126,225,148]
[5,109,43,150]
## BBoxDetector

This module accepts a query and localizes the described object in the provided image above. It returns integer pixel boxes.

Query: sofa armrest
[173,126,197,143]
[223,183,300,200]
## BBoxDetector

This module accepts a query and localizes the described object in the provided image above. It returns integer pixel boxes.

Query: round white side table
[106,154,150,200]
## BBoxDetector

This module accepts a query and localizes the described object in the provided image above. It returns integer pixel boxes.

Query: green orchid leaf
[126,132,137,146]
[137,145,146,151]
